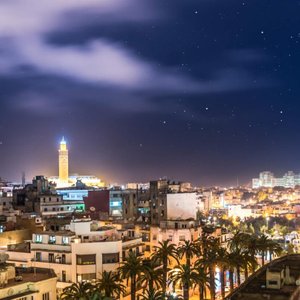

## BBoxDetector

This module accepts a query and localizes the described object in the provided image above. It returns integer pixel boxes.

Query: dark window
[49,253,54,262]
[76,254,96,265]
[36,252,42,262]
[102,253,119,264]
[62,270,66,282]
[43,293,50,300]
[269,280,278,285]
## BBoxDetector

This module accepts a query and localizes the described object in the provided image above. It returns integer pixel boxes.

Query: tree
[178,240,200,268]
[152,240,178,298]
[193,262,210,300]
[169,264,197,300]
[139,289,164,300]
[216,247,229,299]
[61,282,95,300]
[118,252,146,300]
[198,236,220,300]
[140,258,164,291]
[266,238,282,262]
[96,271,125,299]
[229,232,253,285]
[257,234,269,266]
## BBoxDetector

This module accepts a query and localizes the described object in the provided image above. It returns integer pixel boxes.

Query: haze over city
[0,0,299,186]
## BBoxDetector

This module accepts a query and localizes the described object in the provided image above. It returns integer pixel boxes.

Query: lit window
[35,234,42,243]
[62,236,69,245]
[49,236,56,244]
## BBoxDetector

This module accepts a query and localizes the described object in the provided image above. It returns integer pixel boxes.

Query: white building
[7,218,142,294]
[39,194,85,216]
[166,192,204,220]
[227,205,253,220]
[252,171,300,189]
[0,264,57,300]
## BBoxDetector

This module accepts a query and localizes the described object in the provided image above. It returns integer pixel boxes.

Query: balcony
[31,243,71,253]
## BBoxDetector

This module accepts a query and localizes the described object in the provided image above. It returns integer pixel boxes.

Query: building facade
[252,171,300,189]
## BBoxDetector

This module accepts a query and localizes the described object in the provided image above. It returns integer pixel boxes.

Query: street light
[266,216,270,231]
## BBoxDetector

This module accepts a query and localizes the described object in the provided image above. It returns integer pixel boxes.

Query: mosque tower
[58,137,69,183]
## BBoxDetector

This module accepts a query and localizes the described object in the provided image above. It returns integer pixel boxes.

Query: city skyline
[0,0,299,186]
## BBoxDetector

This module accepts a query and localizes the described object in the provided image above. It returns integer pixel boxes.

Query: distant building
[149,179,202,225]
[252,171,300,189]
[126,183,150,190]
[49,137,105,188]
[13,176,85,215]
[58,136,69,183]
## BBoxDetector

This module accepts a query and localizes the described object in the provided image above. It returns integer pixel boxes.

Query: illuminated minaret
[59,137,69,182]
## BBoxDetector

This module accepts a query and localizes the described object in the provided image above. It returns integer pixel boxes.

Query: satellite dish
[90,207,96,212]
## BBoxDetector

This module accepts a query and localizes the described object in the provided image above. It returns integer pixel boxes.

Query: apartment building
[7,218,142,294]
[0,264,57,300]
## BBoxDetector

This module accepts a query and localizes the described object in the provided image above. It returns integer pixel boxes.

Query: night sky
[0,0,299,186]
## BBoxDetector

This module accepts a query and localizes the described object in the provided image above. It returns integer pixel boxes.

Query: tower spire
[59,136,68,183]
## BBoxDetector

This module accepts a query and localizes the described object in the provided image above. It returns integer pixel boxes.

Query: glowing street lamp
[266,216,270,231]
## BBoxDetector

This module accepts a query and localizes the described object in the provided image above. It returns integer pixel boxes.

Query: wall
[84,190,110,213]
[166,192,202,220]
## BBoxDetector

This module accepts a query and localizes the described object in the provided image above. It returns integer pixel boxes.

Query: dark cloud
[0,0,299,185]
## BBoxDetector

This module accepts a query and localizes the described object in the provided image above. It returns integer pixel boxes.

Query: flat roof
[34,231,75,236]
[5,267,56,289]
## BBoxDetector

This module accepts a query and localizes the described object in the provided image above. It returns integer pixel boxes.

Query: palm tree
[193,262,210,300]
[140,258,163,291]
[152,240,178,297]
[257,234,269,266]
[139,289,164,300]
[198,236,221,300]
[96,271,125,299]
[216,247,229,299]
[178,240,199,268]
[169,264,197,300]
[266,237,282,262]
[226,251,239,291]
[243,235,260,273]
[118,252,146,300]
[61,281,95,300]
[229,232,256,283]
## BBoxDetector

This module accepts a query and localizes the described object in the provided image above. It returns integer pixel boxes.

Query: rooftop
[5,267,56,289]
[226,254,300,300]
[35,231,75,236]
